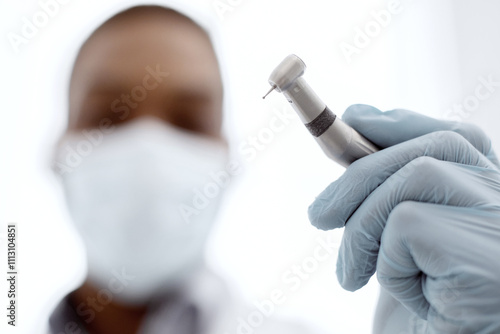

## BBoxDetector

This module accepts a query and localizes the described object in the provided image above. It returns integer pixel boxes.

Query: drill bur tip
[262,85,277,99]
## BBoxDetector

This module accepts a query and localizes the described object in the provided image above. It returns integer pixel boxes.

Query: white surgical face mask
[55,116,228,305]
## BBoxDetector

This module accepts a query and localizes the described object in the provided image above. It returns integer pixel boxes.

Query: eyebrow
[173,89,214,103]
[173,81,221,100]
[87,83,135,97]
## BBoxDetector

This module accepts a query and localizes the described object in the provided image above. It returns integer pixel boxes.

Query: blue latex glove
[308,105,500,332]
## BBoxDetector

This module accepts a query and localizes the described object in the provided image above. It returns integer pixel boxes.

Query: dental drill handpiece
[263,54,379,167]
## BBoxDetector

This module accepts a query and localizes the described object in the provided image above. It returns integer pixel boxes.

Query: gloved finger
[342,104,499,167]
[377,201,500,332]
[336,158,500,291]
[308,131,497,231]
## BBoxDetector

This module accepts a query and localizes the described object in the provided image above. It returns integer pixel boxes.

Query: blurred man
[49,5,317,334]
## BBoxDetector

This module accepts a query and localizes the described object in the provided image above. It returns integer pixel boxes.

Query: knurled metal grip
[305,107,337,137]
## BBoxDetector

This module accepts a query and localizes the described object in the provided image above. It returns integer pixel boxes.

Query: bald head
[68,6,223,139]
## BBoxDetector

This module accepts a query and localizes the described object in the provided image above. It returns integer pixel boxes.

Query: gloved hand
[308,104,500,332]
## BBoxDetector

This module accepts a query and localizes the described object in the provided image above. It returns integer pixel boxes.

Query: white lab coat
[47,266,326,334]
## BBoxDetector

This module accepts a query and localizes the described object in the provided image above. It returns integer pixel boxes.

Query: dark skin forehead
[68,6,224,140]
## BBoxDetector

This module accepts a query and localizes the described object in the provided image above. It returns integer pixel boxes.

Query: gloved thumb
[342,105,498,168]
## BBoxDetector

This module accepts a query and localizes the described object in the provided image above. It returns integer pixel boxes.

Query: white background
[1,0,500,333]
